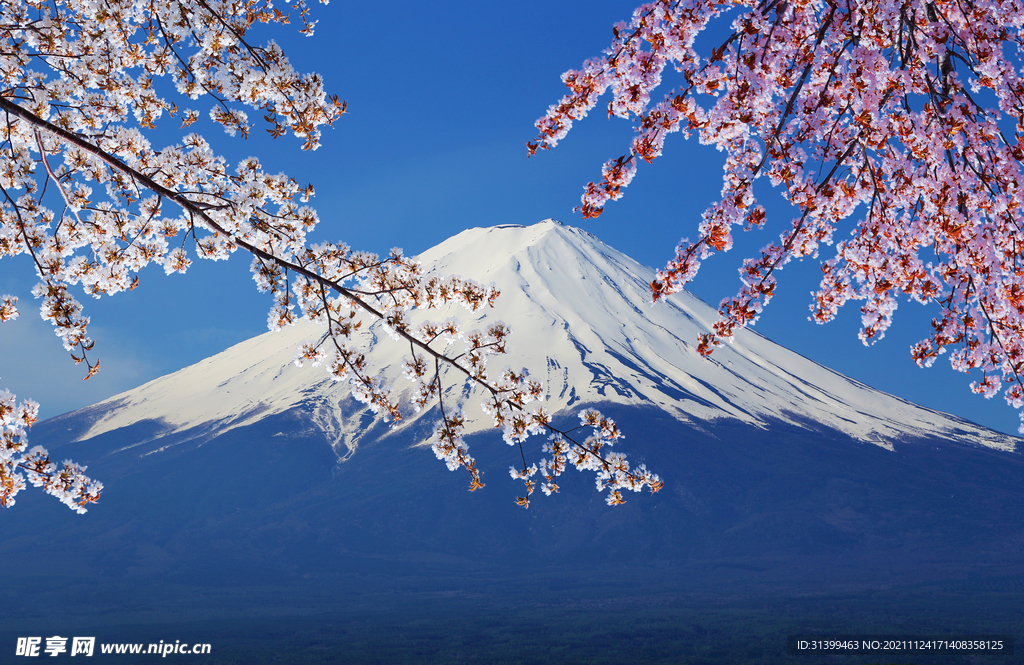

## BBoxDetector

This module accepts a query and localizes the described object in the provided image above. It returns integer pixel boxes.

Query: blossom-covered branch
[534,0,1024,431]
[0,0,661,510]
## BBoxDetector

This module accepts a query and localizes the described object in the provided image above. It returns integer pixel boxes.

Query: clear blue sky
[0,0,1020,436]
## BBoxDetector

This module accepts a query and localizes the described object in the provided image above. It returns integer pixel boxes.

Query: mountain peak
[419,218,580,269]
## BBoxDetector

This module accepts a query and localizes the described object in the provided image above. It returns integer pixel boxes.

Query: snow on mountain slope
[72,219,1017,454]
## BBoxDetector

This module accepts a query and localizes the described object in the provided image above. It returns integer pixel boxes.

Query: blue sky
[1,0,1020,436]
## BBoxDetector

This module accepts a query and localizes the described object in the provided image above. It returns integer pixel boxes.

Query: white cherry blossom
[1,0,661,511]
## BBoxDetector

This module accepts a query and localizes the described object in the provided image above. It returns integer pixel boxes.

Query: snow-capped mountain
[7,219,1024,634]
[70,219,1016,456]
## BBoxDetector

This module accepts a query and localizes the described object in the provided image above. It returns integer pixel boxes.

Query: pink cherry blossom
[535,0,1024,432]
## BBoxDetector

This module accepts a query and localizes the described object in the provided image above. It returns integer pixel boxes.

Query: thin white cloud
[0,313,154,420]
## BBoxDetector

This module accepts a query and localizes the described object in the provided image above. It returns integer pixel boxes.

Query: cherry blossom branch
[1,0,661,510]
[0,95,660,506]
[536,0,1024,431]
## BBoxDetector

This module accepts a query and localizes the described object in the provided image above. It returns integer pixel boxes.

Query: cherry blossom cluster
[509,409,662,507]
[535,0,1024,431]
[0,386,101,513]
[0,1,660,509]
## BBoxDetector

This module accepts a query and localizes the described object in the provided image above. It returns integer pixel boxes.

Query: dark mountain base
[2,403,1021,662]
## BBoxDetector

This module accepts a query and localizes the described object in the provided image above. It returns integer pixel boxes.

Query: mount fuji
[3,220,1023,651]
[61,219,1018,455]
